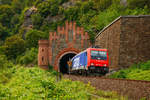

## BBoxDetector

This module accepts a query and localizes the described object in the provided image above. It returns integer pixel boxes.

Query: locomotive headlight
[103,64,106,66]
[91,63,94,66]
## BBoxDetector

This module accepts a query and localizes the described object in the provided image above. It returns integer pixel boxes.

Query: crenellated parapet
[49,21,89,47]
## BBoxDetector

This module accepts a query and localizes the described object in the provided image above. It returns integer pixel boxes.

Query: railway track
[63,74,150,100]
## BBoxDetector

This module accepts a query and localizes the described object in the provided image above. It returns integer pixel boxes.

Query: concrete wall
[95,19,121,69]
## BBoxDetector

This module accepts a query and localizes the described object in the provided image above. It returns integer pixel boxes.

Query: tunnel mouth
[59,53,76,74]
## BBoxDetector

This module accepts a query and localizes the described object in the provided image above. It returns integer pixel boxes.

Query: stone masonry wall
[96,16,150,69]
[38,40,49,69]
[95,19,121,69]
[119,16,150,68]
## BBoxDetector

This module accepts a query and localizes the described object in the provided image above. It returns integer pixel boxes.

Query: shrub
[127,69,150,81]
[0,54,13,78]
[80,1,94,14]
[94,0,112,11]
[37,0,59,17]
[40,21,64,32]
[127,0,150,9]
[0,5,14,28]
[17,48,38,65]
[3,35,26,59]
[24,0,35,7]
[90,4,121,32]
[139,60,150,70]
[31,13,44,29]
[0,0,12,5]
[10,14,20,29]
[64,6,80,21]
[11,0,26,14]
[0,55,8,70]
[0,46,5,54]
[124,6,150,15]
[109,60,150,81]
[25,29,46,48]
[109,70,129,79]
[0,24,10,40]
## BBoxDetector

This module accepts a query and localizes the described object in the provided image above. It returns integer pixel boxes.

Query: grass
[0,65,128,100]
[109,60,150,81]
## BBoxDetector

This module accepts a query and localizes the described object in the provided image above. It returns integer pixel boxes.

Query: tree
[0,55,8,70]
[37,0,59,17]
[11,0,26,14]
[0,5,14,28]
[31,13,44,29]
[25,29,46,48]
[0,24,10,40]
[94,0,112,11]
[0,0,12,5]
[128,0,150,9]
[17,48,38,65]
[3,35,26,59]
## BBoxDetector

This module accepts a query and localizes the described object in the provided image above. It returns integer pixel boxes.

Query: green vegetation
[109,60,150,81]
[0,65,127,100]
[0,0,150,99]
[17,48,38,65]
[2,35,26,60]
[25,29,47,48]
[0,0,150,65]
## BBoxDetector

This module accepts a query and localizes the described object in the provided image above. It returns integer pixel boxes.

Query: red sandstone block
[76,27,81,35]
[84,32,89,40]
[69,21,73,31]
[57,26,65,35]
[81,40,84,48]
[73,22,76,41]
[54,32,59,40]
[65,21,69,42]
[81,27,84,40]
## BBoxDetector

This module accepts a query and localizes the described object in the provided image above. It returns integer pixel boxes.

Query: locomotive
[68,47,109,75]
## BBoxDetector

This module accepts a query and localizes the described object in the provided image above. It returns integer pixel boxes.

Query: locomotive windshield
[91,50,107,60]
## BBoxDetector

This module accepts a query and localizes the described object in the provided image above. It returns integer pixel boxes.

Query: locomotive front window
[91,50,107,60]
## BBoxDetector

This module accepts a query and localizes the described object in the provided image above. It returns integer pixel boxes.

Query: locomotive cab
[87,48,109,74]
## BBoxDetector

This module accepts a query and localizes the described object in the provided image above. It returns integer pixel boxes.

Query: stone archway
[54,47,80,71]
[58,53,76,74]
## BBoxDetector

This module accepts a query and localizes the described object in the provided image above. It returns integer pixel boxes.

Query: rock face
[38,21,90,70]
[45,15,64,23]
[21,6,37,39]
[95,15,150,69]
[62,0,75,9]
[120,0,127,6]
[23,6,37,27]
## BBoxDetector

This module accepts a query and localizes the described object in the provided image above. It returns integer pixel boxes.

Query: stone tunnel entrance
[38,21,90,70]
[59,53,76,74]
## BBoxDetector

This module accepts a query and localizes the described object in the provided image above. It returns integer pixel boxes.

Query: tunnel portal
[59,53,76,74]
